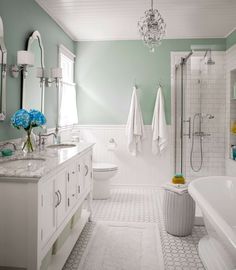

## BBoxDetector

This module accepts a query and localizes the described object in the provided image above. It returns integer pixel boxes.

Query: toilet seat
[93,163,118,172]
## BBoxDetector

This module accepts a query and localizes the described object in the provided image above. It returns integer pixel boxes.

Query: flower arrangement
[11,109,46,152]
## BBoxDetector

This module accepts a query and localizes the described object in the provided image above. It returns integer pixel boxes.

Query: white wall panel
[61,125,174,187]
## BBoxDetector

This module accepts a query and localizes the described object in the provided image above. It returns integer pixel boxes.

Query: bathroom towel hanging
[126,86,145,156]
[152,86,168,155]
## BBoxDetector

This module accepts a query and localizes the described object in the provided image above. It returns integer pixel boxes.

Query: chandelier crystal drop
[138,0,166,52]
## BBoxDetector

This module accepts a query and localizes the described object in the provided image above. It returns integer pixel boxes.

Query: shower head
[204,49,215,65]
[206,58,215,65]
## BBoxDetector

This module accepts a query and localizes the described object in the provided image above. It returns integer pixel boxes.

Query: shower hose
[190,113,203,172]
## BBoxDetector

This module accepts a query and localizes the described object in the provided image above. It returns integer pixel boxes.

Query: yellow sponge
[172,174,185,184]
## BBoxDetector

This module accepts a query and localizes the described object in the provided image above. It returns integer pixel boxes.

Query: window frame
[58,44,78,127]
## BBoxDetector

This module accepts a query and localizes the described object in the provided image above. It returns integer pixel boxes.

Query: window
[58,45,78,127]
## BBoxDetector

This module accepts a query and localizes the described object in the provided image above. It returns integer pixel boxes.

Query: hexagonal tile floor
[63,188,206,270]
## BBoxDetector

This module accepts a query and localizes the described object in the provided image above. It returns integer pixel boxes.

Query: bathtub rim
[188,176,236,252]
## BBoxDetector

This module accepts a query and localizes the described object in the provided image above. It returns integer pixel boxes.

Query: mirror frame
[0,16,7,121]
[22,30,45,113]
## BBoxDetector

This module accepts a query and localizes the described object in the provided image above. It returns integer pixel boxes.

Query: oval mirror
[22,31,45,113]
[0,16,7,121]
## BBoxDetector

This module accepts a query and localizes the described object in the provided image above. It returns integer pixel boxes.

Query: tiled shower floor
[63,187,206,270]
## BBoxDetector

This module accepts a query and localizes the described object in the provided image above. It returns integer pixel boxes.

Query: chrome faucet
[0,142,17,151]
[38,133,57,147]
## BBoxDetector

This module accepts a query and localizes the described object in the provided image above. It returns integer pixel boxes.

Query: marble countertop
[0,142,93,180]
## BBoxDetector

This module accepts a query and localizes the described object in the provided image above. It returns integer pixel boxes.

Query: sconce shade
[17,50,34,66]
[51,67,62,79]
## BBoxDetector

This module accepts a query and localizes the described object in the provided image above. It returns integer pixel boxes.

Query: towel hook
[134,78,137,88]
[158,80,163,88]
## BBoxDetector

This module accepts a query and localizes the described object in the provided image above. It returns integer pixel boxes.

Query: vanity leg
[87,191,93,222]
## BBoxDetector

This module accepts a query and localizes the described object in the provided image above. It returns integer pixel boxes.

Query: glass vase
[22,131,35,153]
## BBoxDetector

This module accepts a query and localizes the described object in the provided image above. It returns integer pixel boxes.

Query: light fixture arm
[11,64,29,78]
[45,78,61,88]
[10,50,34,78]
[37,67,62,88]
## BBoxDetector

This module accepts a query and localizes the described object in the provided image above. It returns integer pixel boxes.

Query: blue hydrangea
[11,109,31,129]
[11,109,46,131]
[29,109,46,127]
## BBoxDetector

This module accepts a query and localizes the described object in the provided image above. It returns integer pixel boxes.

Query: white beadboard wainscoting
[61,125,174,187]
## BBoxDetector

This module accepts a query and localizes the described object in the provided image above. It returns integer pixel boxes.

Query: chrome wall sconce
[37,67,62,88]
[11,50,34,78]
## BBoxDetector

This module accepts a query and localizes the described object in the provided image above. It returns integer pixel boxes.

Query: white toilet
[92,163,118,199]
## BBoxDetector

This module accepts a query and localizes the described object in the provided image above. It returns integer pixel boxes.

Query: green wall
[0,0,75,141]
[226,29,236,49]
[76,39,226,125]
[0,0,232,140]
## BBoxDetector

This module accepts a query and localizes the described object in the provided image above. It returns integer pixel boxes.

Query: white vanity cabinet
[0,144,93,270]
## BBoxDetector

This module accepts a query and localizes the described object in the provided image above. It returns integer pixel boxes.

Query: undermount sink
[0,158,46,170]
[46,143,76,149]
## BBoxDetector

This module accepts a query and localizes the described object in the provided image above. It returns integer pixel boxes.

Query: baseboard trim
[194,216,204,226]
[110,184,161,189]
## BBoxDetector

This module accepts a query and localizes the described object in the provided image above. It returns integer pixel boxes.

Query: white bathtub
[189,176,236,270]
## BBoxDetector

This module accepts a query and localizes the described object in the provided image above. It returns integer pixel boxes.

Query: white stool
[163,184,195,236]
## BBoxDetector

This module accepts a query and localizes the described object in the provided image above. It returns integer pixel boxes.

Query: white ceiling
[35,0,236,41]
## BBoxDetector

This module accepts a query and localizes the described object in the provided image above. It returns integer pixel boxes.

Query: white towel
[126,86,145,156]
[152,87,168,155]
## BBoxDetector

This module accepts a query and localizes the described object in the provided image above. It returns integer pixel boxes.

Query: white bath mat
[77,221,164,270]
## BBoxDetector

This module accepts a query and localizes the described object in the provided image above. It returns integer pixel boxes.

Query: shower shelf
[229,69,236,159]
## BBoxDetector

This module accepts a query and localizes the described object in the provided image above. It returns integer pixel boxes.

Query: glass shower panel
[174,62,189,175]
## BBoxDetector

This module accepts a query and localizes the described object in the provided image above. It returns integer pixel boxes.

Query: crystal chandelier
[138,0,166,52]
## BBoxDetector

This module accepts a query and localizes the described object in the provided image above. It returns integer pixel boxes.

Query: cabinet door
[66,163,78,210]
[82,151,93,191]
[55,170,68,226]
[40,180,56,247]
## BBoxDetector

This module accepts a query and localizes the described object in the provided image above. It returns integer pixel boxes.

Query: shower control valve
[194,131,211,137]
